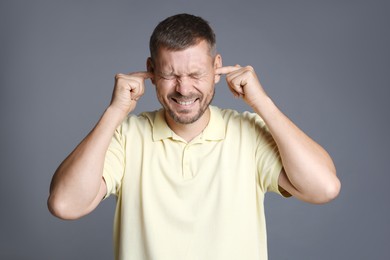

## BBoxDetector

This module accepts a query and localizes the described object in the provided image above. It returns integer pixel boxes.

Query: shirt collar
[152,105,225,142]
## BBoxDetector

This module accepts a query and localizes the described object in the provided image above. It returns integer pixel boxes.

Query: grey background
[1,0,389,259]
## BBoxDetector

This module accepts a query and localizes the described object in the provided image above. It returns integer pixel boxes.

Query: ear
[213,54,222,84]
[146,57,156,85]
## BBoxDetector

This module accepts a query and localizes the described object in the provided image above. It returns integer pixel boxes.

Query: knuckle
[127,79,138,88]
[115,73,123,80]
[245,65,254,71]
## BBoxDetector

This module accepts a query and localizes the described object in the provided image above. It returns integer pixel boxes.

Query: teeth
[177,100,195,106]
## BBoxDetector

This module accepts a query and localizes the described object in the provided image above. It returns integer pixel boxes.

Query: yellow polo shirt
[103,106,284,260]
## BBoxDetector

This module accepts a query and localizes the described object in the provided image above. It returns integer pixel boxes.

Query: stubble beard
[164,90,215,125]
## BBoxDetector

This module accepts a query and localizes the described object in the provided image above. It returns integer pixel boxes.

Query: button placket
[182,145,192,179]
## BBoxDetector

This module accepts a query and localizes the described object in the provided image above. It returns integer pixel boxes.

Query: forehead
[154,40,213,73]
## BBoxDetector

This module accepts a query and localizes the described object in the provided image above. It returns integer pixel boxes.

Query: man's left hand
[216,65,267,108]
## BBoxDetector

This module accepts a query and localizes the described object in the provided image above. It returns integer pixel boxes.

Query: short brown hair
[149,13,216,61]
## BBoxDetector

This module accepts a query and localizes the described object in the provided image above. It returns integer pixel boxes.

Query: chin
[169,109,204,125]
[173,113,201,125]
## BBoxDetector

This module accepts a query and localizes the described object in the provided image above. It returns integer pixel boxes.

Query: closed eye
[189,73,206,80]
[160,74,176,80]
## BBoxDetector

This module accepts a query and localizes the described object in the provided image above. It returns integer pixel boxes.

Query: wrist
[103,106,128,129]
[251,95,279,120]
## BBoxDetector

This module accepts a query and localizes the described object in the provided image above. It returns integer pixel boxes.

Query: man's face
[149,40,221,125]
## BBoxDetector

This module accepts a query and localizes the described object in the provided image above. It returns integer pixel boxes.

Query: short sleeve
[102,126,125,199]
[254,116,284,195]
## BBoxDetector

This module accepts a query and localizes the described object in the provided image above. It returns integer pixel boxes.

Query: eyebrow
[190,71,205,75]
[156,69,174,76]
[159,71,174,76]
[157,69,207,78]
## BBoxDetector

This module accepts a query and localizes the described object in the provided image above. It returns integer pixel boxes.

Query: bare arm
[48,72,152,220]
[216,65,340,204]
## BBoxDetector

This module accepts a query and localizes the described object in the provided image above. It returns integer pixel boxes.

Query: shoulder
[212,106,272,144]
[117,110,160,134]
[213,106,266,129]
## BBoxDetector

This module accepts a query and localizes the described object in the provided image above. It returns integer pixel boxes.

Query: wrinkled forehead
[154,42,214,74]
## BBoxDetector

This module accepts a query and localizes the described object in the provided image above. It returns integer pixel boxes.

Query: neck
[165,108,210,142]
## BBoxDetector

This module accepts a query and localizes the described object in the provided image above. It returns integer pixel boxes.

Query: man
[48,13,340,260]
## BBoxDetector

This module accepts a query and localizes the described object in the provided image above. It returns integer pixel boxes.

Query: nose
[175,76,192,95]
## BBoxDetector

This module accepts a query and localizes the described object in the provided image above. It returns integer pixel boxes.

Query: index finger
[116,71,154,81]
[215,66,241,75]
[131,71,154,79]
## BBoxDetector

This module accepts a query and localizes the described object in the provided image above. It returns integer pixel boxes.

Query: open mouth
[172,98,199,106]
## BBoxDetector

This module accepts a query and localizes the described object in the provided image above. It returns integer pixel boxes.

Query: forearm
[48,106,124,219]
[252,96,340,203]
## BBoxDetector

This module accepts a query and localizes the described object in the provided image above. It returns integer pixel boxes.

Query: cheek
[155,89,167,107]
[155,83,173,100]
[156,87,166,100]
[199,77,215,92]
[193,76,211,86]
[157,79,176,89]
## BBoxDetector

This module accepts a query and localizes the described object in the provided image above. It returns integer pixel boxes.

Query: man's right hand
[110,71,153,119]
